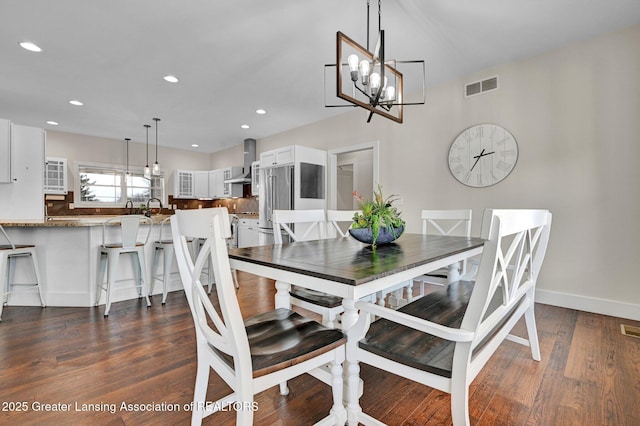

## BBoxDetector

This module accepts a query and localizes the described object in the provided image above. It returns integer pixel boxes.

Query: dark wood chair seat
[215,308,346,377]
[360,280,509,378]
[0,244,35,250]
[102,242,145,249]
[289,286,343,308]
[423,267,448,279]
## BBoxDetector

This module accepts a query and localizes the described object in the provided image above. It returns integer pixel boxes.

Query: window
[74,162,166,208]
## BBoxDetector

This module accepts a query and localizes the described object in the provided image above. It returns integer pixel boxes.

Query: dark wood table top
[228,234,485,287]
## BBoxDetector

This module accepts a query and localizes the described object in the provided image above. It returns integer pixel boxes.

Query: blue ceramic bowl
[349,226,404,246]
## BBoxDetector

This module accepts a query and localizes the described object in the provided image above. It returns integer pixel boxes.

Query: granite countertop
[1,215,172,227]
[234,213,259,219]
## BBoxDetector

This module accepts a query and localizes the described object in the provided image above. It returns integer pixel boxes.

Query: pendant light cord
[153,118,160,162]
[144,124,150,166]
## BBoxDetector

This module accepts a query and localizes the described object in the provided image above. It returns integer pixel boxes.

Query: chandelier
[325,0,425,123]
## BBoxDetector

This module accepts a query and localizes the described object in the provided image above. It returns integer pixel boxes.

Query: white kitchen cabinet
[0,124,45,221]
[208,169,224,198]
[174,170,194,198]
[44,157,67,194]
[221,167,243,198]
[193,171,210,198]
[260,146,294,167]
[237,217,260,248]
[0,119,11,183]
[251,161,260,196]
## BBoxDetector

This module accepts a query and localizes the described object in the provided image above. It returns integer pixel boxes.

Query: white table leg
[447,261,461,283]
[341,297,362,423]
[274,280,291,309]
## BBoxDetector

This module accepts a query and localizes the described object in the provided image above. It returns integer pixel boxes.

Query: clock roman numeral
[451,164,465,175]
[461,172,470,183]
[449,156,462,163]
[500,149,516,157]
[496,161,512,172]
[477,175,483,186]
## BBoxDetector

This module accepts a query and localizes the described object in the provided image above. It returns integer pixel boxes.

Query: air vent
[465,75,499,98]
[621,324,640,338]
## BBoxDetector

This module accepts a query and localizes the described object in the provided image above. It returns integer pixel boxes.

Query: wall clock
[448,123,518,188]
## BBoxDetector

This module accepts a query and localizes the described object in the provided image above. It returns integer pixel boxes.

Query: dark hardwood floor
[1,272,639,425]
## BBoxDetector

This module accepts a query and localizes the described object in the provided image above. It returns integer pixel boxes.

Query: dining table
[228,233,485,333]
[228,233,485,424]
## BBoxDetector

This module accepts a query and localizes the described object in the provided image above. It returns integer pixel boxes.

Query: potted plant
[350,185,405,248]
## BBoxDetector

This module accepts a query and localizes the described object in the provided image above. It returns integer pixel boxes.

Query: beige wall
[237,24,640,319]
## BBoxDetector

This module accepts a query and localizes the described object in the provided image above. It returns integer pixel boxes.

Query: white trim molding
[536,289,640,321]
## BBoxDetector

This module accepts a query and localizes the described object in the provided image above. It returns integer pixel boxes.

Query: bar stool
[96,215,152,316]
[150,217,175,304]
[0,225,46,321]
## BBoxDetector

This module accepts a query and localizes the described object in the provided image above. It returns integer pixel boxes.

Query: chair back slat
[421,209,473,277]
[171,208,249,371]
[272,209,326,243]
[464,209,552,346]
[327,209,359,238]
[102,215,152,249]
[421,209,472,237]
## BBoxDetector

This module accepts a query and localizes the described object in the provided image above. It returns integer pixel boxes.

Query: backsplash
[45,191,258,216]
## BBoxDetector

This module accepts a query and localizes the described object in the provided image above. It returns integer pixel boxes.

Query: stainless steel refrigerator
[259,164,294,243]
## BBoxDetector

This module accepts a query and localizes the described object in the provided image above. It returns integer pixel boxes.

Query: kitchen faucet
[145,198,163,217]
[124,200,134,214]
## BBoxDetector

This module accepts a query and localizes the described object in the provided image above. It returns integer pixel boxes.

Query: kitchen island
[0,215,182,308]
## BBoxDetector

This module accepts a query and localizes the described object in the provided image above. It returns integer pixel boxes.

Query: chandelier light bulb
[347,54,359,81]
[152,162,160,175]
[370,73,381,97]
[385,86,395,104]
[359,60,370,85]
[144,165,151,179]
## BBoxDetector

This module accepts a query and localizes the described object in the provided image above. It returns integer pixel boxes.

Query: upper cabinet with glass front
[44,157,67,194]
[174,170,194,199]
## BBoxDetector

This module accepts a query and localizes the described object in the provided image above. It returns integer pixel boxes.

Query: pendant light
[143,124,151,179]
[124,138,131,176]
[152,117,161,176]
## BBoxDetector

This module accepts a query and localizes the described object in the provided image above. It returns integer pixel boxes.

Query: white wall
[248,24,640,320]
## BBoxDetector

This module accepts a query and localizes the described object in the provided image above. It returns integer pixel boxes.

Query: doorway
[328,141,379,210]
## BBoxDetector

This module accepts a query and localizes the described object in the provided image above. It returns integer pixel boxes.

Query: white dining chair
[0,225,46,321]
[272,209,344,328]
[417,209,474,286]
[326,209,359,238]
[346,209,552,426]
[96,215,152,316]
[192,208,239,293]
[171,208,347,426]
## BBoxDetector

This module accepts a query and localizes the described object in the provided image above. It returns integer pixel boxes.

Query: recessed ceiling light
[256,109,266,115]
[191,144,199,148]
[241,124,250,129]
[46,121,59,126]
[163,75,179,83]
[69,100,83,106]
[19,42,42,52]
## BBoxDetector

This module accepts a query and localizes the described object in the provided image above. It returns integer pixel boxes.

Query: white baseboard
[536,289,640,321]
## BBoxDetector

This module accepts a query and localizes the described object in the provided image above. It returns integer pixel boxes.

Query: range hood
[224,138,256,184]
